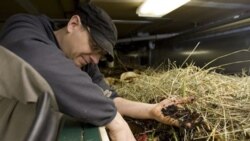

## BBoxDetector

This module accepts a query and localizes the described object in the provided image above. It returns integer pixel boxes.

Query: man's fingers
[160,116,180,127]
[172,96,195,105]
[159,96,195,108]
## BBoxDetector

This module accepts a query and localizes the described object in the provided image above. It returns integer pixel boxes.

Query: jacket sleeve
[84,64,119,99]
[0,14,117,126]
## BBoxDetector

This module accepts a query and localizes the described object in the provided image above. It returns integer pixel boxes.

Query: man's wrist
[106,112,127,131]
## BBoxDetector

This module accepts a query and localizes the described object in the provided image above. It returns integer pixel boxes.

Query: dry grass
[111,64,250,140]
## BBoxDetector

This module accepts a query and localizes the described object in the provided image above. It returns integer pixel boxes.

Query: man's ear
[67,15,82,33]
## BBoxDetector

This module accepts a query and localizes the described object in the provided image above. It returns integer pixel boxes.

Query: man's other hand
[106,112,136,141]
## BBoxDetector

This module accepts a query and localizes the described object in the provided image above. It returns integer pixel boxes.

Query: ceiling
[1,0,250,42]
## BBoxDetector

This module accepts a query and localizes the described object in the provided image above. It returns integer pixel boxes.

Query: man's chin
[79,64,87,68]
[74,62,84,68]
[74,59,86,68]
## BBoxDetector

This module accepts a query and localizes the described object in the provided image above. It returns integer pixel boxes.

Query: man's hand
[106,112,136,141]
[149,96,195,127]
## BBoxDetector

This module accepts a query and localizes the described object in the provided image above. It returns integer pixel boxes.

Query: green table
[59,117,108,141]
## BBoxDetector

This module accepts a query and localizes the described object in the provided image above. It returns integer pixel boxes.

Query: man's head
[54,3,117,68]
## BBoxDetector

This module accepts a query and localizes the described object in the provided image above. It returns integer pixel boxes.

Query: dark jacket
[0,13,117,126]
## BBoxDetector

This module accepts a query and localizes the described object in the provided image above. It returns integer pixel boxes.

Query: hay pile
[111,65,250,140]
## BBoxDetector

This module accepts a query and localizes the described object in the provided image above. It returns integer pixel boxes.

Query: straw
[111,65,250,140]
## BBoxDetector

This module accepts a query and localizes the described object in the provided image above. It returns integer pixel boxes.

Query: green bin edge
[58,117,102,141]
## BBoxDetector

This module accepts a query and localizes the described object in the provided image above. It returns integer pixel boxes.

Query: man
[0,3,192,141]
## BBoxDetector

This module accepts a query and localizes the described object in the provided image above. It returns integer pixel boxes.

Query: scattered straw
[111,65,250,140]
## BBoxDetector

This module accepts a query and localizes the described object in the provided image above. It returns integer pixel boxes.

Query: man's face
[59,15,106,68]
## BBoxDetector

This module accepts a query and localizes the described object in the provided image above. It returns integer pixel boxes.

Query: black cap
[77,3,117,61]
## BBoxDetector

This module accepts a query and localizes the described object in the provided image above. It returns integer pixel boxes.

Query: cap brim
[90,30,114,62]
